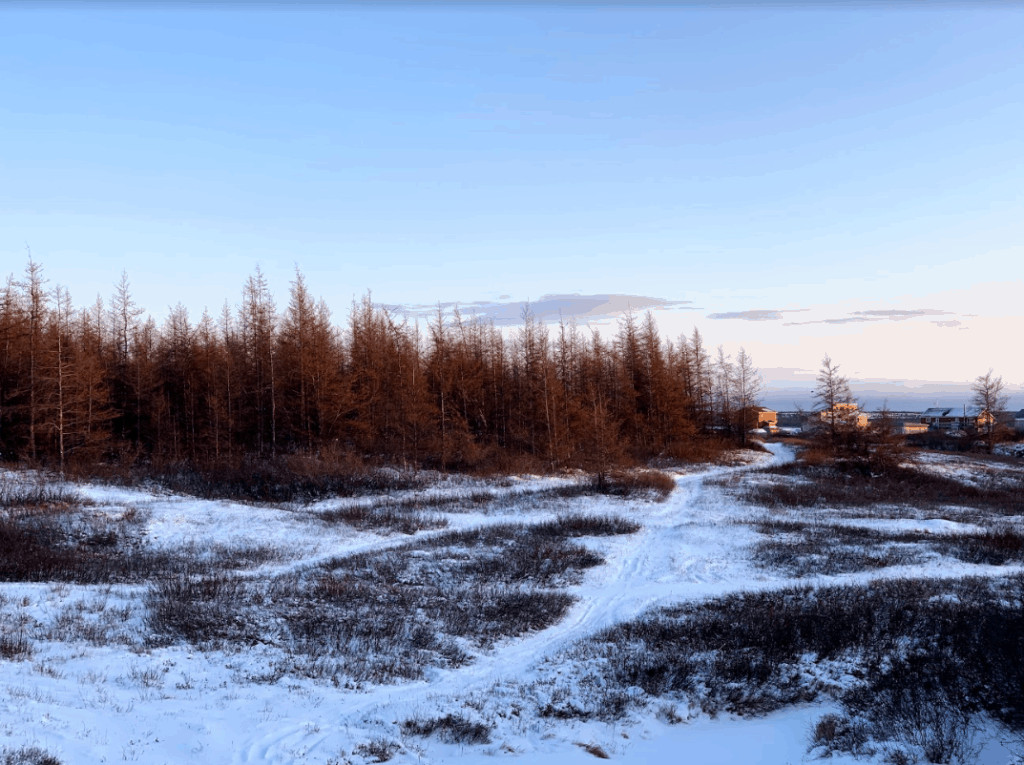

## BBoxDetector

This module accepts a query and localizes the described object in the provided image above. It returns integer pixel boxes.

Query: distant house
[901,421,930,436]
[754,407,778,431]
[819,402,869,429]
[1015,409,1024,434]
[920,406,994,432]
[809,402,869,430]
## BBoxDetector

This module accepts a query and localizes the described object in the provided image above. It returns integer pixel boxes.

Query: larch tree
[108,271,145,450]
[19,258,48,460]
[971,369,1008,452]
[814,354,855,453]
[731,347,763,446]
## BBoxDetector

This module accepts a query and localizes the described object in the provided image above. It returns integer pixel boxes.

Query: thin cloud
[385,294,695,326]
[785,316,886,326]
[786,307,956,327]
[852,309,953,321]
[708,309,808,322]
[932,320,962,328]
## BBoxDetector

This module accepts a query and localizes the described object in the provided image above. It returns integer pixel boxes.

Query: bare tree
[732,347,763,446]
[971,369,1008,452]
[814,354,854,451]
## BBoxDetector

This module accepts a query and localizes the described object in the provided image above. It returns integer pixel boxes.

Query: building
[1015,409,1024,434]
[754,407,778,431]
[819,402,870,429]
[901,421,930,436]
[920,406,994,432]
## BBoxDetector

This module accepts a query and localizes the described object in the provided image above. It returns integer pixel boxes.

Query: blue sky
[2,5,1022,384]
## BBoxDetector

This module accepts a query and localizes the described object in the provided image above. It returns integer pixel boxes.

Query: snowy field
[1,444,1022,765]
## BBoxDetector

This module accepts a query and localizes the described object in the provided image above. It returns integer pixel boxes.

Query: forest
[0,260,763,480]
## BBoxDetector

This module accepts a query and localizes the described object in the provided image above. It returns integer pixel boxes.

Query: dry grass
[574,742,610,759]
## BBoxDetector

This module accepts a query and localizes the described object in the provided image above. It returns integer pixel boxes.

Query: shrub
[0,747,62,765]
[592,470,675,500]
[809,713,872,758]
[318,504,447,534]
[401,714,492,744]
[0,632,32,660]
[0,478,82,510]
[138,452,423,503]
[352,738,400,762]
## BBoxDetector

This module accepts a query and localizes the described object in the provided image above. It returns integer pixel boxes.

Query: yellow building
[819,402,870,428]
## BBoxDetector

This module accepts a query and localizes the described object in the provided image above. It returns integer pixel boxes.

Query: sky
[2,4,1022,389]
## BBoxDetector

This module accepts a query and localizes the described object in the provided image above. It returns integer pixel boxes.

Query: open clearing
[2,443,1023,764]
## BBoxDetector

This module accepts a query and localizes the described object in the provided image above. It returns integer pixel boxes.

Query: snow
[2,443,1022,764]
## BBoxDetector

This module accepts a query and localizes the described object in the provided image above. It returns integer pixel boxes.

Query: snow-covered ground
[1,445,1021,764]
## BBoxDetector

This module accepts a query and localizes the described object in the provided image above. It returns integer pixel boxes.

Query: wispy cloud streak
[384,294,694,326]
[708,309,808,321]
[785,308,955,326]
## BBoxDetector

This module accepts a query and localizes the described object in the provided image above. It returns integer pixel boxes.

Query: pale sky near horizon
[2,5,1022,385]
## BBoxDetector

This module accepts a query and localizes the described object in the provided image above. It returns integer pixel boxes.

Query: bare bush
[0,632,32,660]
[401,714,492,744]
[0,478,83,510]
[319,504,447,534]
[138,453,424,503]
[0,747,62,765]
[839,656,981,764]
[146,573,258,644]
[809,713,873,757]
[593,470,675,500]
[352,738,400,762]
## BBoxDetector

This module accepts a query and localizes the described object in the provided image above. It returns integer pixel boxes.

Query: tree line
[0,260,764,474]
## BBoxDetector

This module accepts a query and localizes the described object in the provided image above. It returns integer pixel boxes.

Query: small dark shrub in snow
[146,573,257,644]
[837,655,981,764]
[0,479,82,510]
[0,747,62,765]
[951,528,1024,565]
[538,514,642,537]
[352,738,400,762]
[142,453,423,503]
[401,714,492,744]
[319,503,447,534]
[592,470,675,500]
[0,632,32,660]
[809,713,872,758]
